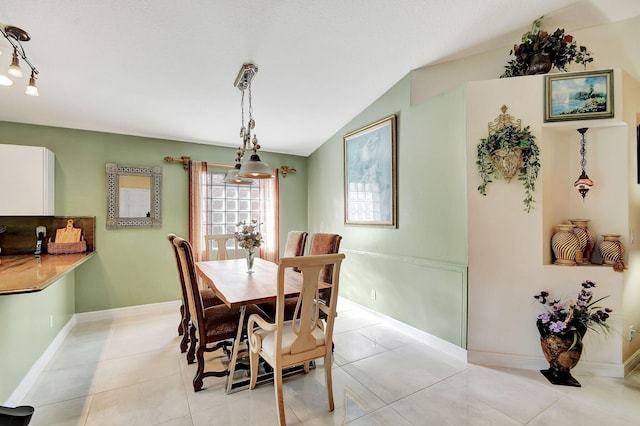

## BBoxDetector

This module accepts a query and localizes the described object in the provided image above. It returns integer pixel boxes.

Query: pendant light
[573,128,594,198]
[223,148,254,185]
[230,64,273,180]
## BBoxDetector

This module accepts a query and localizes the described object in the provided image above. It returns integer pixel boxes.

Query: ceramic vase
[569,219,596,264]
[527,52,553,75]
[551,224,581,266]
[246,248,256,274]
[537,320,586,387]
[599,234,624,265]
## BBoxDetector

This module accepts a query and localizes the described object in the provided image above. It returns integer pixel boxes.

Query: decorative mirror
[106,164,162,229]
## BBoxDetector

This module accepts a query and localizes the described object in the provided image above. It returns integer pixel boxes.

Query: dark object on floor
[0,405,35,426]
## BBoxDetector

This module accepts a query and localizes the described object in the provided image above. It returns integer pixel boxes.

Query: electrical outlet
[49,315,53,329]
[629,326,636,342]
[371,290,376,300]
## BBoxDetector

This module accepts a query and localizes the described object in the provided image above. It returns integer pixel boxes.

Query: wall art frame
[544,69,614,122]
[343,115,397,227]
[106,163,162,229]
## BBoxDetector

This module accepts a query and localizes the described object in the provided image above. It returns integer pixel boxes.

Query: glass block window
[202,172,262,248]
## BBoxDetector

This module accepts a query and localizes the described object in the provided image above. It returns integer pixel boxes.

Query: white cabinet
[0,144,55,215]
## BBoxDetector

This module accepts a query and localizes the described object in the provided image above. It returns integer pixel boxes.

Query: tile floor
[21,300,640,425]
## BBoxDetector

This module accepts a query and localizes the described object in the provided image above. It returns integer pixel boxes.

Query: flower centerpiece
[500,17,593,78]
[476,120,540,212]
[533,280,612,387]
[235,220,263,273]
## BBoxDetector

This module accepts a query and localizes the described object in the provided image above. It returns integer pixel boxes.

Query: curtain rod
[163,156,233,171]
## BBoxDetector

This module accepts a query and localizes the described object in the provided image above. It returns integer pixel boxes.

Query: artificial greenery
[500,17,593,78]
[476,125,540,212]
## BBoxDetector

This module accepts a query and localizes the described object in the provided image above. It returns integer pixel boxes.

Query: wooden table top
[0,252,95,295]
[196,258,312,308]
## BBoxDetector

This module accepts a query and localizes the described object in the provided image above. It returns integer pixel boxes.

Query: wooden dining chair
[260,231,308,320]
[204,234,238,261]
[173,236,267,392]
[168,234,222,356]
[247,253,345,426]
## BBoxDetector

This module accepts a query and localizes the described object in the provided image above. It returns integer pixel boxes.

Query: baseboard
[338,297,468,363]
[468,350,625,378]
[4,315,77,406]
[5,300,182,406]
[74,299,181,323]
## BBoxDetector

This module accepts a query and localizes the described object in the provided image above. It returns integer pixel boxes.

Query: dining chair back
[247,253,345,426]
[260,231,308,320]
[204,233,238,261]
[282,230,308,258]
[309,233,342,284]
[309,234,342,319]
[168,234,221,356]
[173,235,265,391]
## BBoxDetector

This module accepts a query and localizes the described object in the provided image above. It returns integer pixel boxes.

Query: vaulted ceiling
[1,1,638,156]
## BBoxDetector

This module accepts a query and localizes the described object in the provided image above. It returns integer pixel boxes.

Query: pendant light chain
[579,132,587,173]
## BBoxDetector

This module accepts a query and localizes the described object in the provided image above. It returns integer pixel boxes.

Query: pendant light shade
[238,154,274,178]
[223,163,254,185]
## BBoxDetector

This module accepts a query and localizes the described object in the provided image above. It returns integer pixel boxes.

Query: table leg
[226,305,246,394]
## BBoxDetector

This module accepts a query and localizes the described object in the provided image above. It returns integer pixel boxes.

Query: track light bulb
[8,49,22,78]
[25,74,38,96]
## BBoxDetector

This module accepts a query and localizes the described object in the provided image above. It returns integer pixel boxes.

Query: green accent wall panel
[0,272,75,403]
[341,249,467,348]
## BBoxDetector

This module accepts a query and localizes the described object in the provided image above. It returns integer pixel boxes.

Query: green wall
[307,75,469,346]
[0,121,307,312]
[0,122,307,402]
[0,273,75,403]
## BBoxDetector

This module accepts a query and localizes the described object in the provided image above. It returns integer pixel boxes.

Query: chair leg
[193,340,205,392]
[179,317,190,353]
[249,348,259,389]
[186,324,196,364]
[324,351,335,411]
[178,304,184,336]
[274,367,286,426]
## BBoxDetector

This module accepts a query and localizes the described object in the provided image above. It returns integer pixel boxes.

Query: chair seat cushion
[203,304,266,342]
[201,288,222,308]
[257,320,325,357]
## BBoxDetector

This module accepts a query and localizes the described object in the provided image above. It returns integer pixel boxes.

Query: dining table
[195,256,327,393]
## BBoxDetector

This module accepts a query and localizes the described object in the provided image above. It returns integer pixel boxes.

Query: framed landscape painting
[343,115,397,227]
[544,69,614,122]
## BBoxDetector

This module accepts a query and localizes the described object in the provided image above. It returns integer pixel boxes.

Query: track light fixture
[223,64,273,183]
[0,24,39,95]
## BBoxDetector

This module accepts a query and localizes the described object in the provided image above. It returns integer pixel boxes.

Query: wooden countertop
[0,252,95,295]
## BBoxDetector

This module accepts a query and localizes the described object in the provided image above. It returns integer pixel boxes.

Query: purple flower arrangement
[534,280,612,337]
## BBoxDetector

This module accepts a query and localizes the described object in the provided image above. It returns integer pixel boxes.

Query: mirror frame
[106,163,162,229]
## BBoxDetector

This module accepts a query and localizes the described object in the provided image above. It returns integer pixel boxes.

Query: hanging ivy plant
[477,124,540,212]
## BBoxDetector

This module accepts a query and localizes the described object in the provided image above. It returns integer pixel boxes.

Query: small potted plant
[534,280,612,387]
[476,108,540,212]
[500,17,593,77]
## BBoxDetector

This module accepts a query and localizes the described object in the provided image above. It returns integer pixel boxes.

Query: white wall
[465,70,632,376]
